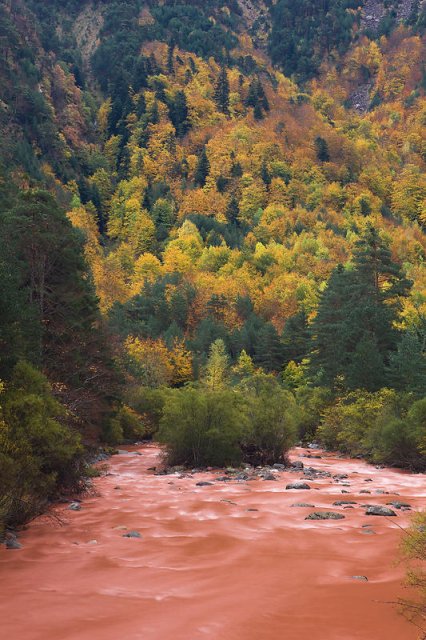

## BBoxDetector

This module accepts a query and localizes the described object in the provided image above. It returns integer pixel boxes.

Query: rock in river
[386,501,411,510]
[122,531,143,539]
[262,473,277,481]
[305,511,345,520]
[286,481,311,490]
[365,505,397,517]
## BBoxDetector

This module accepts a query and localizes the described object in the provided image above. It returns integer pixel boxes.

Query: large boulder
[286,481,311,490]
[365,505,397,517]
[262,473,277,481]
[386,501,411,510]
[305,511,345,520]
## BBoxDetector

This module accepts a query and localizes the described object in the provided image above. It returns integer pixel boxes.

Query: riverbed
[1,444,424,640]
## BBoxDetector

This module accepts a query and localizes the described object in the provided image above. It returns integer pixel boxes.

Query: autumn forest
[0,0,426,535]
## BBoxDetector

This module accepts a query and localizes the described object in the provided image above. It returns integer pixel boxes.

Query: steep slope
[1,0,425,359]
[0,0,426,542]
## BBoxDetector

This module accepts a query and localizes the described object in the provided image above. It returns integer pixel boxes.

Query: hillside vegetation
[0,0,426,530]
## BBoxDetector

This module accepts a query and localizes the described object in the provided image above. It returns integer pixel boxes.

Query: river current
[1,444,424,640]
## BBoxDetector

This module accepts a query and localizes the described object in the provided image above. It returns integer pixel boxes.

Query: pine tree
[5,189,118,428]
[194,146,210,187]
[214,65,230,115]
[281,310,311,364]
[253,103,263,120]
[168,90,190,137]
[256,79,270,112]
[167,41,175,74]
[346,333,385,391]
[226,196,240,225]
[254,323,284,372]
[311,228,412,390]
[388,332,426,395]
[310,265,353,386]
[245,80,258,108]
[315,136,330,162]
[261,161,271,187]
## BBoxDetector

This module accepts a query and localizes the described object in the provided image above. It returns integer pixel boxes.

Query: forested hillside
[1,0,426,531]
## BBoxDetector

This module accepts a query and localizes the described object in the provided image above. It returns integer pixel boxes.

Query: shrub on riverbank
[238,373,298,465]
[157,374,299,468]
[318,391,426,470]
[0,362,86,535]
[158,387,244,467]
[400,511,426,635]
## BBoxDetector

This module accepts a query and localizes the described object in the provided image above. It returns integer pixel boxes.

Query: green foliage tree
[0,362,84,532]
[158,387,243,467]
[238,373,297,465]
[204,339,230,389]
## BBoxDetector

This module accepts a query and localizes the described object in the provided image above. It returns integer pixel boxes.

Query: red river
[1,444,424,640]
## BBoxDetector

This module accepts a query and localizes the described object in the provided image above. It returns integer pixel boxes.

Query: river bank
[0,444,424,640]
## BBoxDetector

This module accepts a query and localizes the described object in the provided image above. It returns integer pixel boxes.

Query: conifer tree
[315,136,330,162]
[214,65,230,115]
[168,90,190,137]
[281,310,311,364]
[388,332,426,395]
[194,146,210,187]
[167,41,175,74]
[311,228,412,390]
[254,323,284,372]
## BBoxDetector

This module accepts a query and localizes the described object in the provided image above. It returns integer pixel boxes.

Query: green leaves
[0,362,84,532]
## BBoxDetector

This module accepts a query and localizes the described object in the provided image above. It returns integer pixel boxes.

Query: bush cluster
[0,362,85,535]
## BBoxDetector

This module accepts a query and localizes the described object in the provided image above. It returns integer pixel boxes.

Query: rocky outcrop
[237,0,271,49]
[361,0,415,33]
[72,3,104,74]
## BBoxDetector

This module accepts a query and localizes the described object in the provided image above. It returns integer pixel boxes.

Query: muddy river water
[1,444,425,640]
